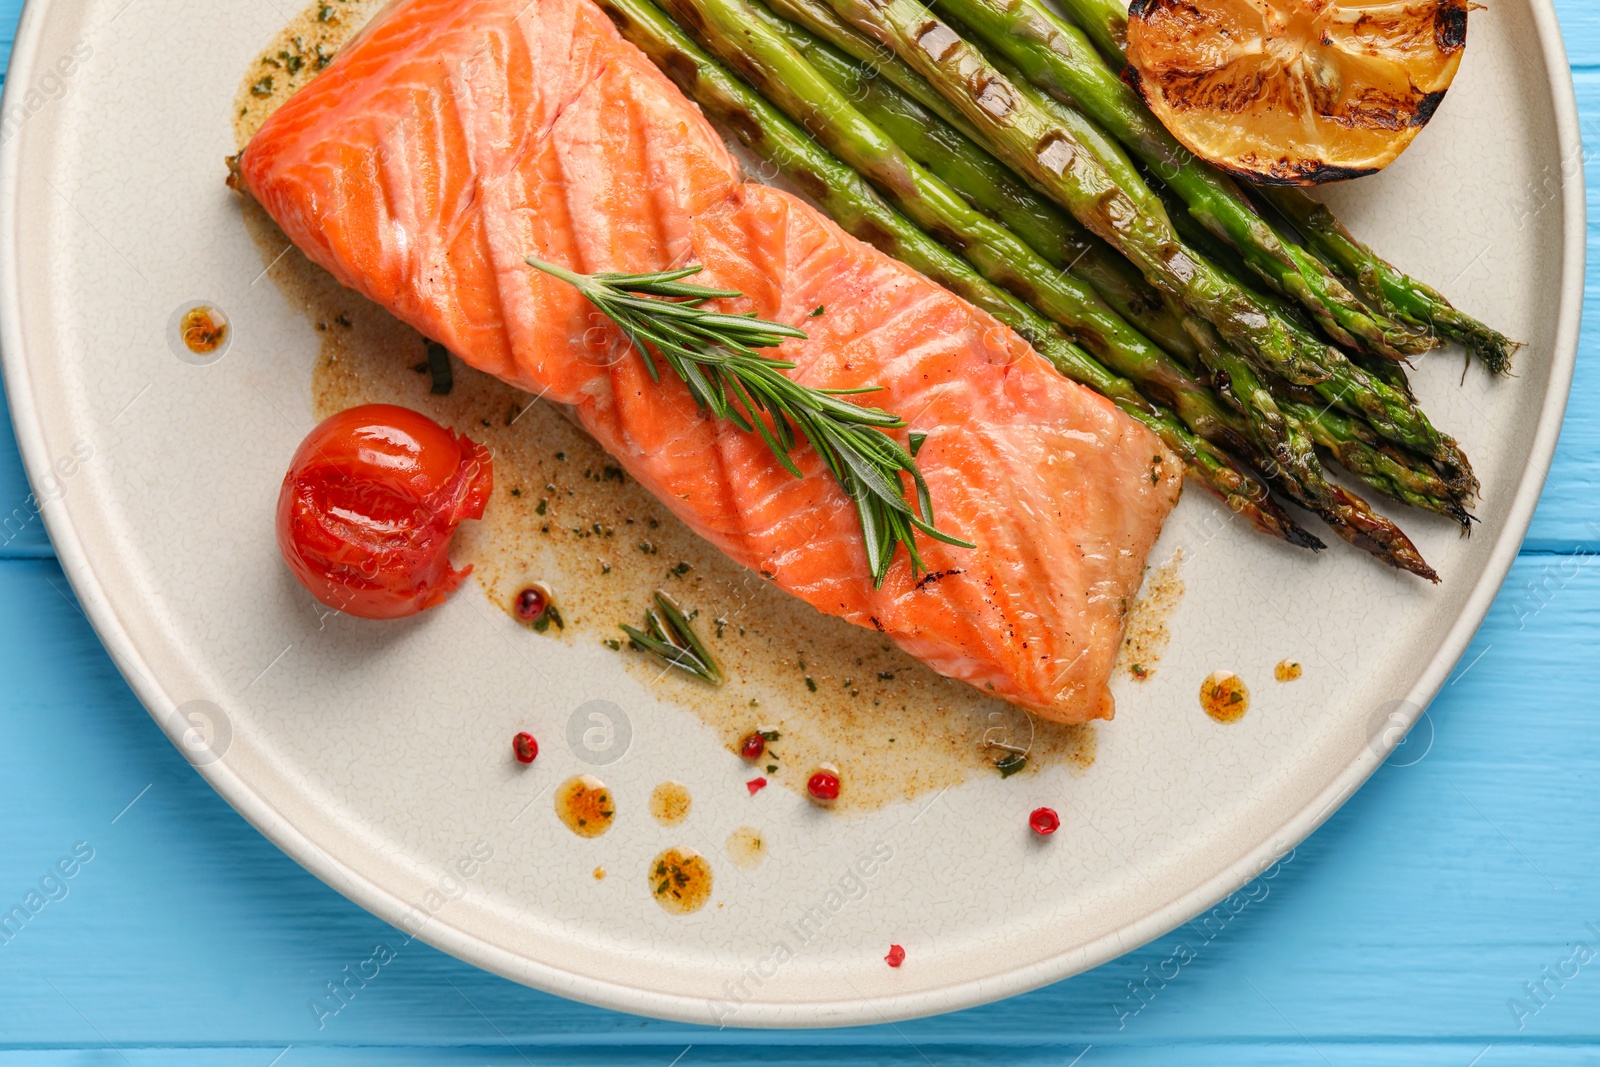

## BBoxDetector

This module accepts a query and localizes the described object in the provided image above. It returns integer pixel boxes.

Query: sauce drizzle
[650,847,713,914]
[554,774,616,837]
[649,781,692,826]
[180,307,228,354]
[1200,670,1250,723]
[725,826,767,870]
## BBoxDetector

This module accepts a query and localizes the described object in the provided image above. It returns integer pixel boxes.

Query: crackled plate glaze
[0,0,1582,1027]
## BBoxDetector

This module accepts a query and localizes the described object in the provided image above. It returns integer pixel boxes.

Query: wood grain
[1557,0,1599,67]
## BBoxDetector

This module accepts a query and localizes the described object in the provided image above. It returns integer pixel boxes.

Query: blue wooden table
[2,3,1598,1063]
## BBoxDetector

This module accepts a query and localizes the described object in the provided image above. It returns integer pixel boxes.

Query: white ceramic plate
[0,0,1583,1027]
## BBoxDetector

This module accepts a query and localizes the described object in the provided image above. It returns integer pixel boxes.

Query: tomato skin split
[277,404,493,620]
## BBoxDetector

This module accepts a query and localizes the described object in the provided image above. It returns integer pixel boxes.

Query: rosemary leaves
[620,591,723,685]
[525,256,972,585]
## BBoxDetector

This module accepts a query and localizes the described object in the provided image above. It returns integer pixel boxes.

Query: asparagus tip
[1327,485,1439,583]
[1282,521,1328,553]
[1470,333,1522,378]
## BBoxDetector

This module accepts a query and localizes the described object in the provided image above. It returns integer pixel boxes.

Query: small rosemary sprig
[526,255,973,585]
[620,591,723,685]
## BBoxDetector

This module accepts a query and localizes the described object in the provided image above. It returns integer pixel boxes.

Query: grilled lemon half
[1125,0,1468,185]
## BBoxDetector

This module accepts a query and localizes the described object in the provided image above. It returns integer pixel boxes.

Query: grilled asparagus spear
[1258,186,1520,375]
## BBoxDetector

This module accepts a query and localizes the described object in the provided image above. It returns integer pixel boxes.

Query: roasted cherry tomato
[276,404,493,620]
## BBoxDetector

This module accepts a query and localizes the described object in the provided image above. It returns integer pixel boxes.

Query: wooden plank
[1556,0,1600,67]
[0,0,12,76]
[0,389,53,557]
[1,552,1598,1050]
[2,1045,1600,1066]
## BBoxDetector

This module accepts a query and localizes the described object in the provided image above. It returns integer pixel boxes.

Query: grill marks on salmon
[238,0,1182,722]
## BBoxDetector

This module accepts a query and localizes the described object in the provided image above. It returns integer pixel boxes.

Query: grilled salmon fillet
[236,0,1182,722]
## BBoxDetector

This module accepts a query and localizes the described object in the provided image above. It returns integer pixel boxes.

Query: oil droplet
[649,846,713,914]
[649,781,692,826]
[554,774,616,838]
[1200,671,1250,723]
[181,307,228,353]
[1274,659,1303,682]
[167,301,232,364]
[726,826,767,870]
[593,866,607,881]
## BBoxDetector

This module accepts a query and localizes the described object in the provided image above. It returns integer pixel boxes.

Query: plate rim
[0,0,1585,1027]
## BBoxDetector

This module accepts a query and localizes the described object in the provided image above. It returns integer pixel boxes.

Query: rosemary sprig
[526,255,973,585]
[620,591,723,685]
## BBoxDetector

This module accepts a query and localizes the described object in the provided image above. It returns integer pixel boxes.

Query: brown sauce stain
[1114,549,1183,681]
[1274,659,1303,682]
[235,0,1116,814]
[649,781,692,826]
[232,0,388,145]
[725,826,767,870]
[650,847,713,914]
[555,775,616,838]
[1200,670,1250,723]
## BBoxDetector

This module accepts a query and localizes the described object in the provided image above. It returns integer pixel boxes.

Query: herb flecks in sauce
[650,847,712,914]
[1114,550,1184,682]
[555,775,616,838]
[726,826,767,870]
[1200,671,1250,723]
[233,1,380,141]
